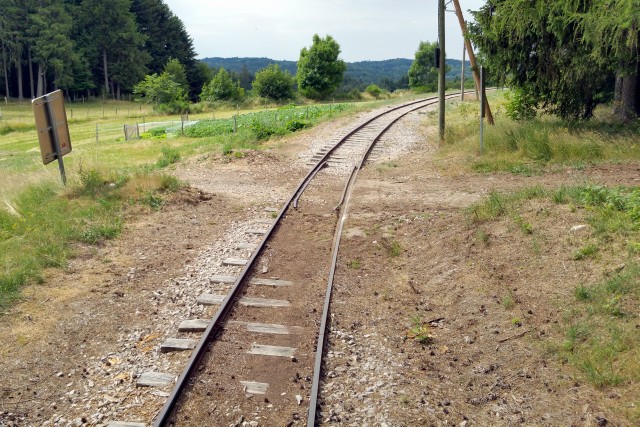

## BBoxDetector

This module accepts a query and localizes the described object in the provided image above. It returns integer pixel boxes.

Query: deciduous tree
[408,41,439,91]
[133,71,187,113]
[252,64,294,101]
[200,67,243,102]
[297,34,346,100]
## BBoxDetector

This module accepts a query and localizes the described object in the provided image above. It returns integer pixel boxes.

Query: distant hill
[200,57,472,92]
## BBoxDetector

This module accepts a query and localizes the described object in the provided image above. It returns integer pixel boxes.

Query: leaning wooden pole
[452,0,494,125]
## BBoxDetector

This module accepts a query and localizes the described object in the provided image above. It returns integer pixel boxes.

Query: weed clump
[406,317,434,344]
[156,145,181,168]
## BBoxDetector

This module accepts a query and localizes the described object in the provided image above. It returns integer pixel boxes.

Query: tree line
[134,34,455,113]
[134,34,348,112]
[0,0,207,101]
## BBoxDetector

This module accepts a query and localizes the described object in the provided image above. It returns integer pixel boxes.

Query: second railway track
[148,94,463,426]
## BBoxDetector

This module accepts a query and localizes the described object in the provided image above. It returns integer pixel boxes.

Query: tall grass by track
[0,167,181,308]
[436,91,640,175]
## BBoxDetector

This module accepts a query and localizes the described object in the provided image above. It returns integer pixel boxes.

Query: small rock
[570,224,588,233]
[295,394,302,405]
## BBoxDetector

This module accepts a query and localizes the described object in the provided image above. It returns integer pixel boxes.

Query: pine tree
[79,0,148,97]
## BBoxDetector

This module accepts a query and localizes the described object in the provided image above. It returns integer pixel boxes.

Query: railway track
[142,94,463,426]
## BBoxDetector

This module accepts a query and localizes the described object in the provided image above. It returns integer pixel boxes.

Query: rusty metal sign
[32,90,72,165]
[32,90,71,184]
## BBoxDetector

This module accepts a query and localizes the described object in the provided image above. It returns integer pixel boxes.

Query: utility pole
[461,44,466,101]
[438,0,445,144]
[452,0,494,125]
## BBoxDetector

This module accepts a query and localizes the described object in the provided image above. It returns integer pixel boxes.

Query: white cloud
[163,0,486,61]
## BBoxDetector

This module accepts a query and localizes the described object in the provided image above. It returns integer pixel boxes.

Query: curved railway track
[149,94,464,426]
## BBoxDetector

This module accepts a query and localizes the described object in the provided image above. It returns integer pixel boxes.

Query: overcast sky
[162,0,487,62]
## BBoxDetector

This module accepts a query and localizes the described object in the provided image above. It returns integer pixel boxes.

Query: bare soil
[0,106,638,426]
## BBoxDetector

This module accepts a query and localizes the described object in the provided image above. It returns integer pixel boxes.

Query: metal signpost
[480,66,485,154]
[32,90,72,184]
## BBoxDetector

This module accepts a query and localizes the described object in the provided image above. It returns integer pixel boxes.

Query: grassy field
[0,96,418,197]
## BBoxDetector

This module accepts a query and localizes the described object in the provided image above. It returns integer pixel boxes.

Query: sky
[162,0,487,62]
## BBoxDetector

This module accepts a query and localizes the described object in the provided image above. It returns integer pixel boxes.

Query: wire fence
[96,118,200,143]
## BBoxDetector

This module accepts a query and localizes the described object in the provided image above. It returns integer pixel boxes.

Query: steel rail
[293,161,327,208]
[290,96,440,209]
[152,95,459,425]
[307,165,358,427]
[359,92,466,170]
[305,92,469,425]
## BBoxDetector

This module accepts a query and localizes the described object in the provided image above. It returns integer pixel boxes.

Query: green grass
[466,186,545,223]
[469,184,640,390]
[573,243,600,260]
[347,259,362,269]
[560,264,640,387]
[437,91,640,175]
[0,169,181,308]
[406,316,434,344]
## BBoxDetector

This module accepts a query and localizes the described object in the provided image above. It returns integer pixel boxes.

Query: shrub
[365,84,383,99]
[505,88,538,120]
[252,64,295,101]
[156,146,181,168]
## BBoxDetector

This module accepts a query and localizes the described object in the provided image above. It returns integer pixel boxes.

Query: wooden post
[452,0,494,125]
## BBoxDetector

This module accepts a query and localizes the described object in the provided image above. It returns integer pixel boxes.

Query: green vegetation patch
[0,123,36,136]
[184,103,349,140]
[469,184,640,389]
[438,93,640,175]
[469,185,640,239]
[560,264,640,387]
[0,169,181,308]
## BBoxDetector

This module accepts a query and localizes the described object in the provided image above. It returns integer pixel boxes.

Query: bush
[252,64,295,101]
[285,119,310,132]
[201,68,244,102]
[347,88,363,100]
[505,88,538,120]
[156,146,181,168]
[156,100,190,115]
[365,84,383,99]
